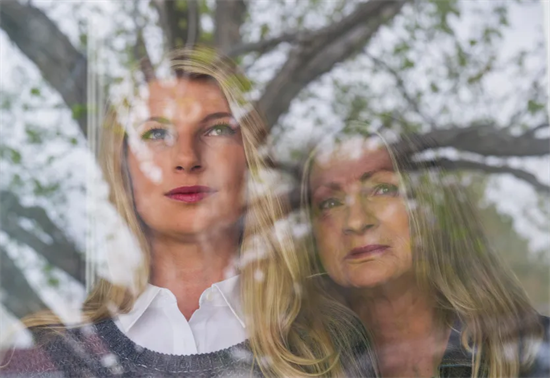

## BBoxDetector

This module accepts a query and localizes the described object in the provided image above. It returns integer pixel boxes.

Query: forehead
[147,78,223,101]
[309,137,394,188]
[131,78,229,121]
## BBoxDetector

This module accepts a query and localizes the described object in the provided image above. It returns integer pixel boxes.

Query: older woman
[302,128,549,378]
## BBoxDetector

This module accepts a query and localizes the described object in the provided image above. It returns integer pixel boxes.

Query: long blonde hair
[301,127,543,378]
[18,48,372,377]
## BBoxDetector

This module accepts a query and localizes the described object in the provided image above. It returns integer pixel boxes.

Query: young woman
[302,127,549,378]
[1,49,374,377]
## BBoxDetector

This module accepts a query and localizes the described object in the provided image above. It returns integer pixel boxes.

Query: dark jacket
[439,316,550,378]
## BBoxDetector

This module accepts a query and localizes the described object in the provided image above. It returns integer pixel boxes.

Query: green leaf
[175,0,187,11]
[430,83,440,93]
[201,31,214,43]
[199,0,211,14]
[527,100,545,115]
[26,128,43,144]
[401,58,415,70]
[32,180,60,196]
[79,33,88,47]
[456,43,467,67]
[71,104,87,120]
[11,174,23,188]
[43,264,54,273]
[9,149,22,164]
[30,87,41,96]
[483,27,503,43]
[393,41,410,55]
[47,277,60,287]
[495,5,509,26]
[260,24,270,39]
[379,111,394,128]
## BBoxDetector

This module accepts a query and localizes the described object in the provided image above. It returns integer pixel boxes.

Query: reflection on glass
[303,128,549,378]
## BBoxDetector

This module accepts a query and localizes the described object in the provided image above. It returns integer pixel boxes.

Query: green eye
[206,124,236,136]
[319,198,343,210]
[373,184,399,196]
[142,128,169,141]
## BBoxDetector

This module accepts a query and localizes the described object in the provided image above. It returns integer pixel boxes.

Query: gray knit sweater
[0,318,263,377]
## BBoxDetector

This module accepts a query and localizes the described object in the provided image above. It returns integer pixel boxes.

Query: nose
[343,196,379,235]
[172,133,203,173]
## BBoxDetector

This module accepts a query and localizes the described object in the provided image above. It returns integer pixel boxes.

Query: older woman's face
[126,78,246,238]
[309,137,411,289]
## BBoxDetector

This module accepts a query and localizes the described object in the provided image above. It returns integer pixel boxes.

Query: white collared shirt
[113,275,247,355]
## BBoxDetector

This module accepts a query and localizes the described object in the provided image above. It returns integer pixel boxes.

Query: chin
[344,265,394,289]
[140,210,240,239]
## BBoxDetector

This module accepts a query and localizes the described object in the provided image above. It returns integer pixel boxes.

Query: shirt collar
[116,275,245,332]
[210,275,245,328]
[116,284,162,333]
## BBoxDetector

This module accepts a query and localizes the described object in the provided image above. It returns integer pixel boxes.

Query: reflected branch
[0,245,48,319]
[413,158,550,194]
[258,0,409,128]
[0,0,88,135]
[0,191,85,284]
[215,0,248,53]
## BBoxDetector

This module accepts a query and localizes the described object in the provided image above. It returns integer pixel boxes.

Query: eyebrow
[360,170,379,182]
[315,169,389,192]
[141,116,172,125]
[141,112,234,126]
[200,112,234,124]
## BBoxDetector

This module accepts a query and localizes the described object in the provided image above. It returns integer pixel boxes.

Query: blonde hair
[17,48,372,377]
[301,127,544,378]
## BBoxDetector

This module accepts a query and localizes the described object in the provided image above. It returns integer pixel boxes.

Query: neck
[149,227,239,320]
[350,273,439,341]
[349,274,449,377]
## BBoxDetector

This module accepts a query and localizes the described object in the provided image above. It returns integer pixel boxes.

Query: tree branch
[0,245,48,319]
[152,0,201,50]
[135,31,156,82]
[227,31,297,57]
[367,52,437,128]
[394,124,550,158]
[412,158,550,194]
[521,122,549,138]
[131,3,156,83]
[0,191,84,283]
[215,0,247,53]
[0,0,87,136]
[258,0,408,128]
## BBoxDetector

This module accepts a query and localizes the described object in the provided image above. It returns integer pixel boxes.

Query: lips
[345,244,389,261]
[165,185,217,203]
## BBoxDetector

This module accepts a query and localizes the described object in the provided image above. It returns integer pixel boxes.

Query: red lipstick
[345,244,389,261]
[165,186,216,203]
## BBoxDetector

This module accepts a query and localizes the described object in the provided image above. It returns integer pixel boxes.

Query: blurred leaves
[527,100,545,115]
[0,0,547,319]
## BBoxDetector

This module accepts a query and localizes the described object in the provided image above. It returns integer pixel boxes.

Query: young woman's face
[309,137,412,289]
[127,78,246,239]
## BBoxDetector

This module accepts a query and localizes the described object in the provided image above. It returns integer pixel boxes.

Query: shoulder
[522,315,550,378]
[1,322,114,377]
[535,315,550,366]
[0,337,58,376]
[539,314,550,334]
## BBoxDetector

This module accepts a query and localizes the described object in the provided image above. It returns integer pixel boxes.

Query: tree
[0,0,548,320]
